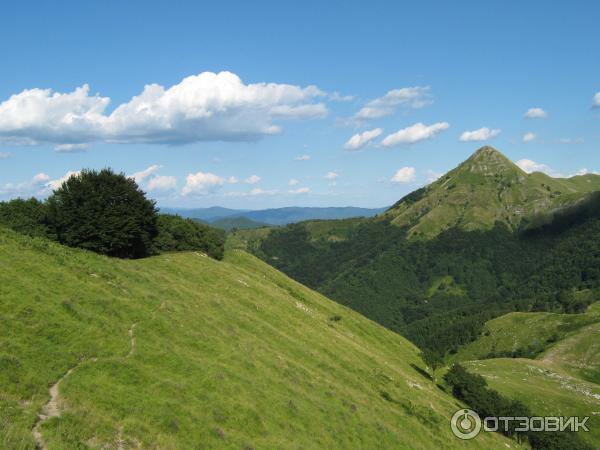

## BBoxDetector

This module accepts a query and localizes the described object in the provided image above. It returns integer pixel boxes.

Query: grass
[452,302,600,448]
[451,304,600,363]
[0,227,512,449]
[464,359,600,447]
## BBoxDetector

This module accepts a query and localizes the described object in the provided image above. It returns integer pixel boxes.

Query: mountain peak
[385,146,600,238]
[459,146,524,177]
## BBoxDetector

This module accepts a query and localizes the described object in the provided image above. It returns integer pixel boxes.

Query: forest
[254,193,600,355]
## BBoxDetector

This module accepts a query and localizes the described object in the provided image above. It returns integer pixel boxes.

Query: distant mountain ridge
[385,146,600,238]
[161,205,387,226]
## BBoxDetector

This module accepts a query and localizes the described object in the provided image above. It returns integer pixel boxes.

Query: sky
[0,0,599,209]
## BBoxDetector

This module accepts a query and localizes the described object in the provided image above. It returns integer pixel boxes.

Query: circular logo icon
[450,409,482,440]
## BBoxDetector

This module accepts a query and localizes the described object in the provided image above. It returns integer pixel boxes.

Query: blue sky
[0,0,599,208]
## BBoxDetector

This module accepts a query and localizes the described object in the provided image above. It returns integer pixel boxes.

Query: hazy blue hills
[161,205,387,226]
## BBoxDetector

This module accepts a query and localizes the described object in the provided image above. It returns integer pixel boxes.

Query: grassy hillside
[385,146,600,239]
[464,358,600,447]
[452,300,600,363]
[451,303,600,447]
[0,227,511,449]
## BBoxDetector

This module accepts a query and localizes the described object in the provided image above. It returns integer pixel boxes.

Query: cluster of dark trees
[254,193,600,356]
[444,364,594,449]
[0,169,225,259]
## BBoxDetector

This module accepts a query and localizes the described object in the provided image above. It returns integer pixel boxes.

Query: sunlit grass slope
[0,228,511,449]
[455,303,600,448]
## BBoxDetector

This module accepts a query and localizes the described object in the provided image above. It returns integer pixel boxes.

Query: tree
[46,169,158,258]
[153,215,225,260]
[0,197,52,238]
[420,349,443,382]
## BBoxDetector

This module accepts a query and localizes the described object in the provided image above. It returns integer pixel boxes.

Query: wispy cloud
[459,127,501,142]
[381,122,449,147]
[344,128,383,151]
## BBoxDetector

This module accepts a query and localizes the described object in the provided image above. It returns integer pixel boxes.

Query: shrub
[46,169,158,258]
[153,214,225,260]
[0,198,52,238]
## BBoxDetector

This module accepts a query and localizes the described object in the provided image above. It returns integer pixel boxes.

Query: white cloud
[524,107,547,118]
[558,137,584,144]
[54,143,89,152]
[522,132,536,143]
[227,176,239,184]
[344,128,383,151]
[459,127,501,142]
[294,154,311,161]
[516,159,563,177]
[329,92,354,102]
[245,174,261,184]
[129,165,161,184]
[0,152,10,159]
[391,167,416,183]
[182,171,225,195]
[288,178,300,186]
[46,171,81,191]
[353,86,432,121]
[381,122,449,147]
[592,92,600,108]
[288,187,310,194]
[324,171,339,180]
[0,71,327,146]
[32,173,50,183]
[426,170,443,183]
[147,175,177,192]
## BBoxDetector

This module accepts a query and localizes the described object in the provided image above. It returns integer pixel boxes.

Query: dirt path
[32,364,80,450]
[127,323,138,358]
[32,322,139,449]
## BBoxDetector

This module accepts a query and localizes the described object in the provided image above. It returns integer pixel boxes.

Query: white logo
[451,409,482,440]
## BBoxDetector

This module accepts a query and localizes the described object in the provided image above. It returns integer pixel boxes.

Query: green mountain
[0,227,510,449]
[208,216,269,232]
[164,206,387,226]
[244,147,600,358]
[385,146,600,238]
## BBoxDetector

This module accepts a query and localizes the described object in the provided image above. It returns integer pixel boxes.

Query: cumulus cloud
[381,122,449,147]
[227,176,239,184]
[391,167,416,183]
[147,175,177,192]
[288,178,300,186]
[592,92,600,108]
[46,171,81,191]
[294,154,311,161]
[245,174,261,184]
[32,173,50,183]
[426,169,443,183]
[516,159,563,177]
[524,107,547,118]
[288,187,310,194]
[324,171,339,180]
[182,171,225,195]
[353,87,432,122]
[344,128,383,151]
[459,127,501,142]
[129,165,161,184]
[0,71,328,146]
[522,132,536,143]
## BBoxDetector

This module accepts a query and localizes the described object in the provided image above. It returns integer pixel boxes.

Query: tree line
[0,169,225,259]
